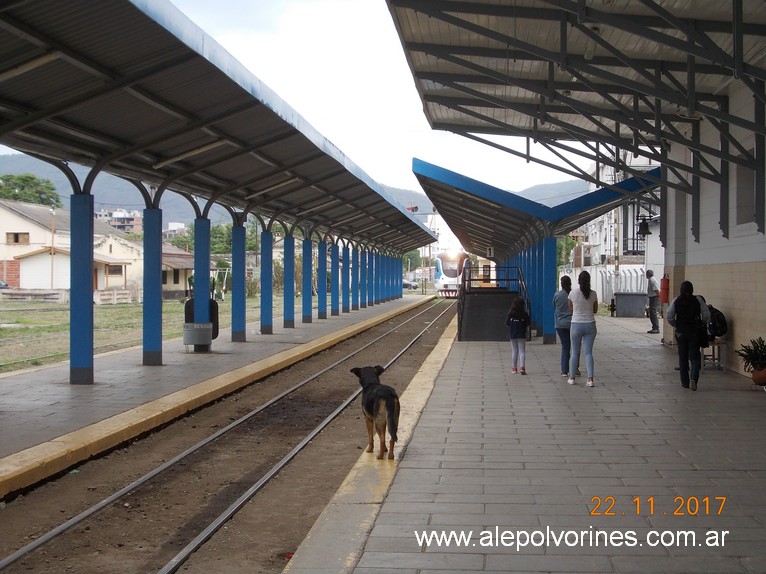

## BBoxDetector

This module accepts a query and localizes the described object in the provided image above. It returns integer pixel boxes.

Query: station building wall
[664,80,766,376]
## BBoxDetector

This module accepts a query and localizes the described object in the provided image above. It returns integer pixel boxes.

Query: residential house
[0,199,194,302]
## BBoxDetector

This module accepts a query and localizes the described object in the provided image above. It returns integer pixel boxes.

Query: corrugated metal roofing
[388,0,766,248]
[0,0,436,254]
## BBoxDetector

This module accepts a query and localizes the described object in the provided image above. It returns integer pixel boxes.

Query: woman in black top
[505,297,531,375]
[667,280,710,391]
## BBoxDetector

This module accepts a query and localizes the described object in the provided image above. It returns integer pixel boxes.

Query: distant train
[434,251,470,297]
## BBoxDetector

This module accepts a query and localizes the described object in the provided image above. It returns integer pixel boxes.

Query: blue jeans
[675,332,701,387]
[570,322,597,378]
[510,338,526,370]
[556,328,571,374]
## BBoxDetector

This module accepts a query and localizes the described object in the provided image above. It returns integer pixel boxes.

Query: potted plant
[735,336,766,386]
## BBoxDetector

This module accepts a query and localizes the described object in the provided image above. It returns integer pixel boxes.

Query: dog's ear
[350,367,362,378]
[374,365,385,376]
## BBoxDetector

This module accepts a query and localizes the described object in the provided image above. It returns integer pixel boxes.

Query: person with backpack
[505,297,531,375]
[667,281,711,391]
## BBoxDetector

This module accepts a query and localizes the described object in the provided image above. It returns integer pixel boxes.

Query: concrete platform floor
[284,315,766,574]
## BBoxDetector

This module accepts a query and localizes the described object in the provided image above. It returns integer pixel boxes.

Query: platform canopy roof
[388,0,766,241]
[0,0,436,254]
[415,158,659,261]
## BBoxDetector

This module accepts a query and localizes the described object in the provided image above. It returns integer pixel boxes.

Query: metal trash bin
[183,322,213,352]
[614,292,646,318]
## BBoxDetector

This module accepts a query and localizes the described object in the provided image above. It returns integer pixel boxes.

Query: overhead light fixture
[244,177,301,200]
[152,140,228,169]
[0,51,61,83]
[296,198,341,216]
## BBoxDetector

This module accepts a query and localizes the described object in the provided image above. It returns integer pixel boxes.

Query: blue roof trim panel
[413,159,661,261]
[550,167,661,221]
[412,159,552,220]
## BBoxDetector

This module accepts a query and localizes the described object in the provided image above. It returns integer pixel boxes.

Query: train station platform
[0,296,430,499]
[284,315,766,574]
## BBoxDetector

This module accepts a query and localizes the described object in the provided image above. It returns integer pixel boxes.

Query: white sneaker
[567,378,576,385]
[586,379,595,387]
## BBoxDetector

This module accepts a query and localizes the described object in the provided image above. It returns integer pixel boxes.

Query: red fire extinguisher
[659,274,670,304]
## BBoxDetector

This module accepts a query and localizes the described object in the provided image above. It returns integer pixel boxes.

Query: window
[5,232,30,245]
[162,270,168,285]
[106,265,123,276]
[173,269,180,285]
[736,152,756,226]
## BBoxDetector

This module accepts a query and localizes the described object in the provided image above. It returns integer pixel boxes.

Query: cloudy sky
[168,0,594,193]
[2,0,591,194]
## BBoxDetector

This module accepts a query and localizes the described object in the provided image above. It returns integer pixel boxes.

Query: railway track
[0,299,456,573]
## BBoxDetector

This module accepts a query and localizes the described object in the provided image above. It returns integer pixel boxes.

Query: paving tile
[341,316,766,573]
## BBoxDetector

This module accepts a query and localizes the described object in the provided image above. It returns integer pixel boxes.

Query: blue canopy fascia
[413,158,661,261]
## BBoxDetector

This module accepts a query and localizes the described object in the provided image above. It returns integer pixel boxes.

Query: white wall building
[1,199,194,302]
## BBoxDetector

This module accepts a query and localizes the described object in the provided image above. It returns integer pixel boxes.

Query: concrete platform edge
[282,315,458,574]
[0,297,433,499]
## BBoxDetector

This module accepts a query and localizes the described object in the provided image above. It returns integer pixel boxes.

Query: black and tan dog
[351,365,400,460]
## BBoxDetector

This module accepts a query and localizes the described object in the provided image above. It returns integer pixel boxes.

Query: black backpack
[707,305,728,338]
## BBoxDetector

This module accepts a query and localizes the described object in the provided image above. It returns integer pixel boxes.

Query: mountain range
[0,153,587,228]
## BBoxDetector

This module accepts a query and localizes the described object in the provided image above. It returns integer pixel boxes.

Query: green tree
[246,221,259,251]
[402,249,421,275]
[171,222,260,254]
[0,173,62,207]
[210,223,233,254]
[557,235,577,267]
[171,228,193,252]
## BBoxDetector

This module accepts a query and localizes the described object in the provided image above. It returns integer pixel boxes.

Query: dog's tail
[387,395,400,443]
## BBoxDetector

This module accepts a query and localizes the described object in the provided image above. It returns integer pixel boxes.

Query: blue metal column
[383,253,388,302]
[351,247,359,310]
[283,235,295,328]
[375,252,382,304]
[342,243,350,313]
[330,243,339,316]
[396,256,402,299]
[390,256,395,299]
[532,242,545,337]
[317,241,327,319]
[542,236,557,344]
[143,207,163,364]
[366,249,374,306]
[383,253,388,303]
[193,217,211,325]
[260,230,273,334]
[302,237,313,323]
[521,248,528,295]
[231,222,246,342]
[359,247,367,308]
[70,193,94,384]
